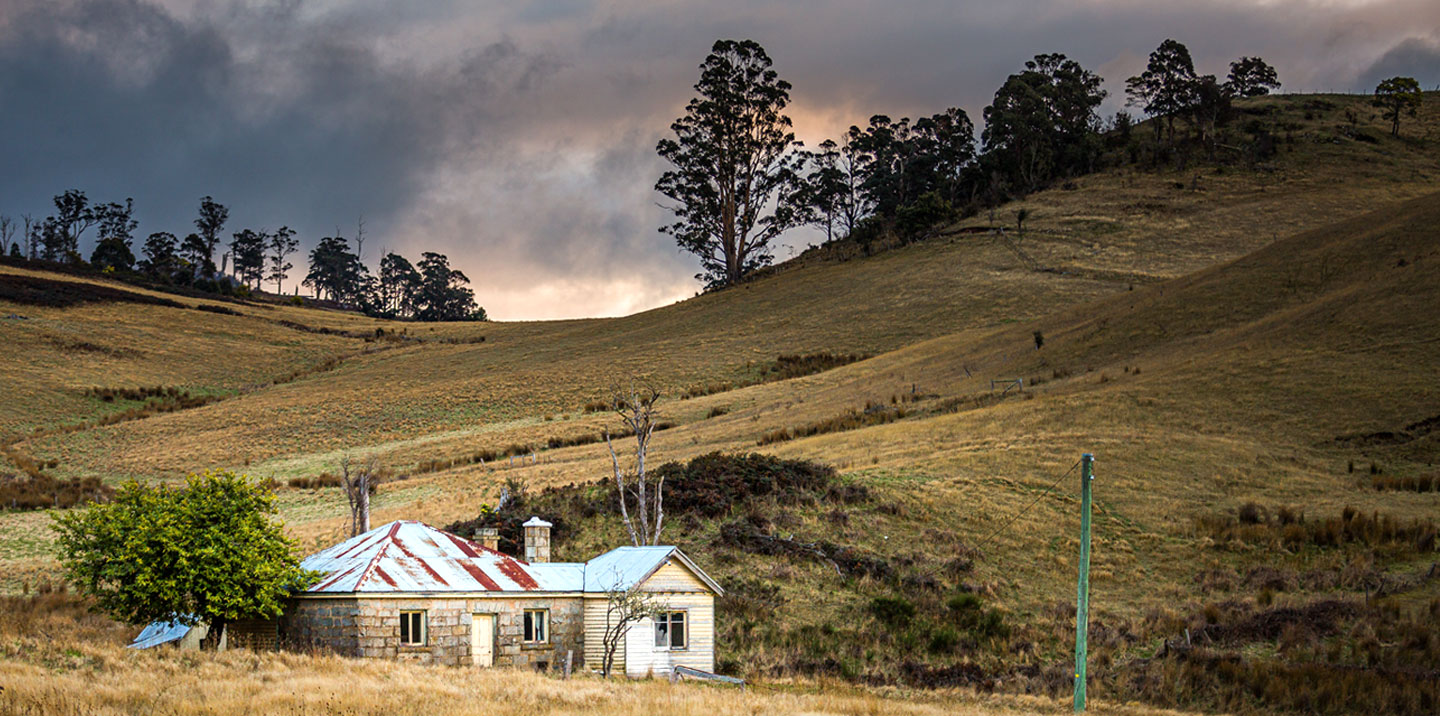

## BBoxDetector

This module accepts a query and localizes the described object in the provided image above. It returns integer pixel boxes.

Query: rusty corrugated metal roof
[298,520,721,596]
[301,521,575,593]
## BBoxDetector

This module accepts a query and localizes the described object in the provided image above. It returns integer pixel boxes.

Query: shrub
[0,472,114,510]
[894,191,956,244]
[758,403,907,445]
[927,627,961,653]
[658,452,840,519]
[869,596,915,627]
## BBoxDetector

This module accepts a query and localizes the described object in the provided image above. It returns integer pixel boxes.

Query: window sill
[520,642,551,650]
[652,647,689,652]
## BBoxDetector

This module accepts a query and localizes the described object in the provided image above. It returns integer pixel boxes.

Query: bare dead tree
[0,215,14,255]
[603,385,665,546]
[22,214,36,259]
[340,455,379,537]
[598,570,662,677]
[354,215,366,263]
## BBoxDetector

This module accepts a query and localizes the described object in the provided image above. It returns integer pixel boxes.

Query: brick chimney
[522,517,552,563]
[475,527,499,552]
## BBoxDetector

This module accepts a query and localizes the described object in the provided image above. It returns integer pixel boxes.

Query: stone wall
[284,596,584,669]
[283,598,360,655]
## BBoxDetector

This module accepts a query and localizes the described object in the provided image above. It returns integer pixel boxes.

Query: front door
[471,614,495,667]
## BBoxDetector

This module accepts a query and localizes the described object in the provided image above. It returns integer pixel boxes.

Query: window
[399,611,426,646]
[654,611,686,649]
[523,609,548,644]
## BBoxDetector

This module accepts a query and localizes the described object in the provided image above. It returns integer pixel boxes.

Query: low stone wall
[285,596,584,669]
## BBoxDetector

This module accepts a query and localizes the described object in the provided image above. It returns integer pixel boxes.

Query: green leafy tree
[1225,56,1280,97]
[797,139,847,243]
[47,189,96,262]
[378,251,421,317]
[656,39,804,288]
[1373,76,1422,137]
[38,217,69,262]
[983,53,1106,193]
[51,470,317,636]
[266,226,299,294]
[851,115,911,217]
[229,229,268,289]
[140,232,180,282]
[90,237,135,271]
[303,235,367,303]
[193,196,229,277]
[179,233,208,282]
[911,107,977,206]
[415,251,483,321]
[983,76,1053,193]
[1190,74,1232,151]
[1126,39,1199,142]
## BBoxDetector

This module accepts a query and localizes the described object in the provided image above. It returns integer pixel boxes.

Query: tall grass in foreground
[0,593,1179,716]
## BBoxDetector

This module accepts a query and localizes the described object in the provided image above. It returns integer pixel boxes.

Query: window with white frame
[654,611,686,649]
[399,610,426,646]
[523,609,548,644]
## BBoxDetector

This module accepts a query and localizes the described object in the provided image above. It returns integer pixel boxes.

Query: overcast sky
[2,0,1438,319]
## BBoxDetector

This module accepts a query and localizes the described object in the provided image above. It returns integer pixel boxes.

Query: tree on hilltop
[140,232,181,282]
[90,199,138,272]
[267,226,299,294]
[229,228,268,289]
[414,251,483,321]
[1126,39,1199,142]
[656,39,805,289]
[193,196,229,278]
[1225,57,1280,97]
[1373,76,1422,137]
[304,235,367,303]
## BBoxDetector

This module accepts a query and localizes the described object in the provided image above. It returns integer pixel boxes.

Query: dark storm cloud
[1359,36,1440,90]
[3,0,1437,318]
[0,0,561,293]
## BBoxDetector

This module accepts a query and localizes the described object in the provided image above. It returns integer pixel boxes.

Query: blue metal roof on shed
[128,618,193,649]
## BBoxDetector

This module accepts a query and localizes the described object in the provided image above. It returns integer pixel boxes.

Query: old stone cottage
[278,519,723,677]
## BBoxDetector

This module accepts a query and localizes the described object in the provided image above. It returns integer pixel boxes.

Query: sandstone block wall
[284,596,584,669]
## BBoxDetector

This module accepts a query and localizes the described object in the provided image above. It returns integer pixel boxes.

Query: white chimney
[522,517,552,563]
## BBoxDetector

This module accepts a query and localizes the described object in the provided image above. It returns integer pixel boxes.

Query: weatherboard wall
[582,557,716,676]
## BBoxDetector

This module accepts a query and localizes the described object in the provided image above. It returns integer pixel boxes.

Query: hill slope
[0,92,1437,712]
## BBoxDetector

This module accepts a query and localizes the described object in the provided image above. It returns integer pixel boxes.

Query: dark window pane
[524,612,534,641]
[671,613,685,648]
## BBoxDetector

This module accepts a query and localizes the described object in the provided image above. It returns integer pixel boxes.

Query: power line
[911,457,1083,581]
[972,458,1082,555]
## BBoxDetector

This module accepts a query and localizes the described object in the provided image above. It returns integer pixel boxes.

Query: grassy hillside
[1,92,1437,713]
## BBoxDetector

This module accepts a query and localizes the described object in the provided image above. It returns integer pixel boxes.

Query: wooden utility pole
[1073,453,1095,712]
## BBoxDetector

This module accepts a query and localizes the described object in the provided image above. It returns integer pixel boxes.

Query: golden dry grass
[0,93,1437,713]
[0,594,1197,716]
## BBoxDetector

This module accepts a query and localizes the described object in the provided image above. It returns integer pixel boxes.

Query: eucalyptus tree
[656,39,804,288]
[267,226,299,294]
[193,196,229,277]
[1126,39,1199,142]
